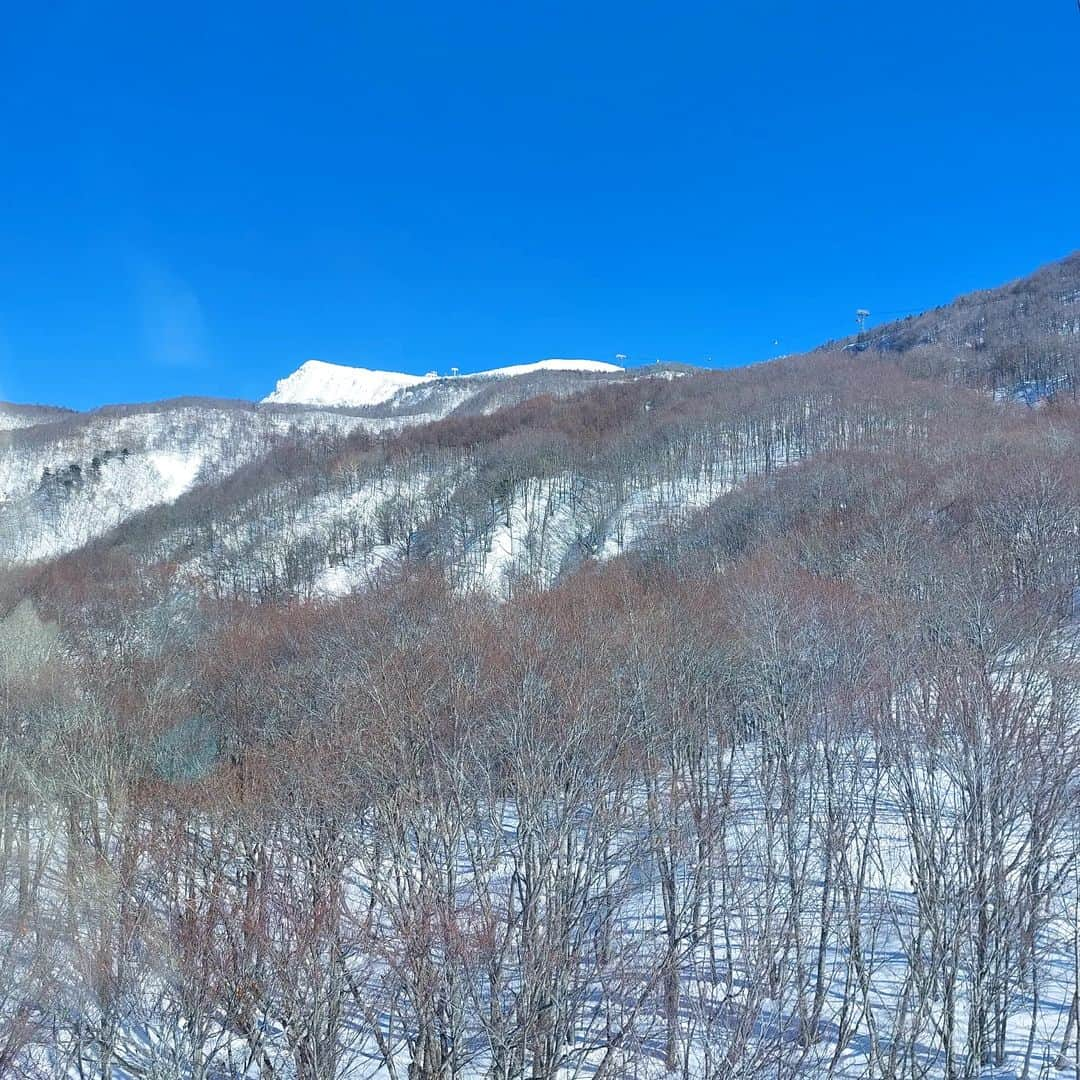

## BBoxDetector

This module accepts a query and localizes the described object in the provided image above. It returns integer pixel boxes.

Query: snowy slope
[0,402,380,563]
[263,360,434,407]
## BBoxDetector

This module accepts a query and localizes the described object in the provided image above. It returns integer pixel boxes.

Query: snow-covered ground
[10,731,1080,1080]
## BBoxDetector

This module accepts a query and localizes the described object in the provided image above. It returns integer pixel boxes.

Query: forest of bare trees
[2,337,1080,1078]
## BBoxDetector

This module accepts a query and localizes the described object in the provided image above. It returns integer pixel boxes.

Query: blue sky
[2,1,1078,409]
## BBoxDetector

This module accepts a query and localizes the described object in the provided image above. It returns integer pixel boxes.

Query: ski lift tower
[856,309,871,335]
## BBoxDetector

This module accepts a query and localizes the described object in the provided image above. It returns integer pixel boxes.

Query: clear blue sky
[2,1,1078,409]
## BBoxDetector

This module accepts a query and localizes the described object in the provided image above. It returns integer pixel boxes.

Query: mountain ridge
[2,252,1078,586]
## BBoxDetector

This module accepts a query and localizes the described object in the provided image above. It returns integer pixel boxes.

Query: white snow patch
[472,358,623,378]
[148,451,203,501]
[313,544,398,598]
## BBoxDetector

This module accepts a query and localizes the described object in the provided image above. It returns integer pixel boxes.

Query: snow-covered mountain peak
[263,360,434,408]
[263,357,624,409]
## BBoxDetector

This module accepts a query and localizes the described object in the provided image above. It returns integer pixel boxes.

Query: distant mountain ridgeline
[2,253,1079,602]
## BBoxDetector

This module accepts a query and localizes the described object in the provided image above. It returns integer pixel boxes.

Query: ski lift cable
[859,304,936,320]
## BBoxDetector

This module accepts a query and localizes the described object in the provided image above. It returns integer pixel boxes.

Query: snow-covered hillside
[0,402,74,432]
[0,402,381,563]
[0,361,664,570]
